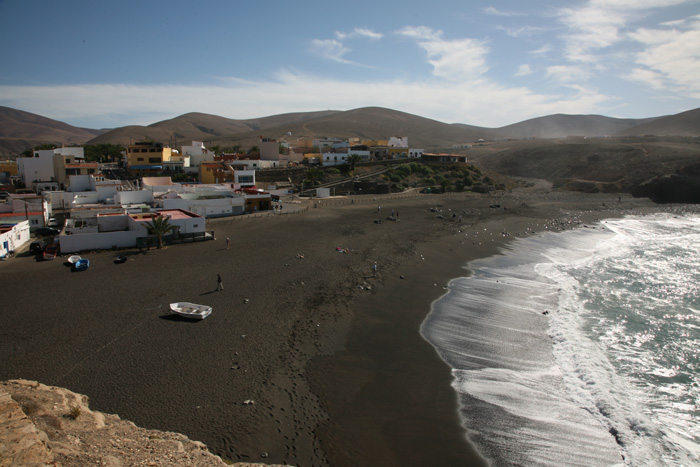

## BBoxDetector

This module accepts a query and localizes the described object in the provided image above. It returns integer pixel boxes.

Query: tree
[145,214,177,249]
[305,167,323,186]
[347,153,362,171]
[83,143,125,162]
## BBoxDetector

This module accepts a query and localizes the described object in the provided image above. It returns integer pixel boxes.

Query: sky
[0,0,699,129]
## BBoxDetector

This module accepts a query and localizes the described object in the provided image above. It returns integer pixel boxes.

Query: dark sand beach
[0,186,662,466]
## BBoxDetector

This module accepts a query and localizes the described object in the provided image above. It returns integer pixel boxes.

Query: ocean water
[421,214,700,466]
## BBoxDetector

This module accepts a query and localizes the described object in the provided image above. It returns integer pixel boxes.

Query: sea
[421,213,700,467]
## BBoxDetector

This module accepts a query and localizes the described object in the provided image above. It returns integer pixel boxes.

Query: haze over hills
[497,114,661,139]
[615,108,700,137]
[0,105,699,157]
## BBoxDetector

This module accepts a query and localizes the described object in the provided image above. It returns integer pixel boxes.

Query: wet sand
[0,188,660,466]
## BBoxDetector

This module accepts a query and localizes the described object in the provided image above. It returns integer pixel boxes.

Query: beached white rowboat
[169,302,212,320]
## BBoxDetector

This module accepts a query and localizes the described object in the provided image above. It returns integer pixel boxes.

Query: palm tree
[348,154,362,171]
[305,167,323,186]
[145,214,177,249]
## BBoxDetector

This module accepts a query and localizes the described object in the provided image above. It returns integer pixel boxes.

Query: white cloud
[530,44,553,56]
[556,0,695,62]
[397,26,490,82]
[336,28,383,41]
[515,64,533,77]
[0,70,614,129]
[497,25,549,38]
[482,6,523,17]
[310,38,352,63]
[546,65,591,84]
[627,22,700,97]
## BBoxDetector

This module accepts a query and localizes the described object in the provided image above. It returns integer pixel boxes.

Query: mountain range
[1,105,699,156]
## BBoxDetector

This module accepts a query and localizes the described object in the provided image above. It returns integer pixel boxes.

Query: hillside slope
[616,108,700,136]
[496,114,658,139]
[0,106,104,155]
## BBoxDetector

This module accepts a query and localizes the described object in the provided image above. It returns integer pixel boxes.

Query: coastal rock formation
[0,379,282,467]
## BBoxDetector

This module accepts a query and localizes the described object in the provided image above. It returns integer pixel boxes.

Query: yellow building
[199,162,234,184]
[0,161,18,178]
[126,142,173,173]
[388,147,409,158]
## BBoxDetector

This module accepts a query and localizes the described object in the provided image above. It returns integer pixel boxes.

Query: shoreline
[0,189,667,466]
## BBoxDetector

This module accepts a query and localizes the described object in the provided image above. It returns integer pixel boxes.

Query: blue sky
[1,0,699,129]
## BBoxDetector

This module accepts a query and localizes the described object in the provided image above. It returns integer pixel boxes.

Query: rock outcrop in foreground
[0,379,281,467]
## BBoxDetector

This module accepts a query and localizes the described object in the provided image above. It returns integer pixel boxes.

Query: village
[0,135,469,259]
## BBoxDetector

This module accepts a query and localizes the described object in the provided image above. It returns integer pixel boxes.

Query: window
[149,158,160,163]
[137,157,144,162]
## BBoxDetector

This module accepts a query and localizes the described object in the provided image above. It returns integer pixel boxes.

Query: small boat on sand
[114,255,127,264]
[43,243,59,260]
[67,255,81,264]
[73,258,89,271]
[169,302,212,320]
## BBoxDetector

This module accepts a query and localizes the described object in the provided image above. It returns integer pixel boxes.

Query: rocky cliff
[0,379,284,467]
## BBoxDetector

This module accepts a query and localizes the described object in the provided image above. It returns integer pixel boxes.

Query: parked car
[34,227,60,237]
[48,217,60,227]
[29,240,46,255]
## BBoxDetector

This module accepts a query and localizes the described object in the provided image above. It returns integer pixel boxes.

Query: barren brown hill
[497,113,658,139]
[204,107,500,150]
[470,137,700,202]
[0,106,104,156]
[88,110,341,148]
[616,107,700,136]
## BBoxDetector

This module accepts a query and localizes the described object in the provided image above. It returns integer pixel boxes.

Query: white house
[16,150,55,187]
[322,153,349,166]
[0,194,50,230]
[0,220,31,258]
[181,141,214,173]
[408,148,425,158]
[388,137,409,148]
[59,208,206,253]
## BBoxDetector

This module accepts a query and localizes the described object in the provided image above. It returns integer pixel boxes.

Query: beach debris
[243,399,255,405]
[336,247,350,253]
[400,275,405,279]
[244,299,250,304]
[296,253,305,259]
[261,452,269,458]
[230,363,240,370]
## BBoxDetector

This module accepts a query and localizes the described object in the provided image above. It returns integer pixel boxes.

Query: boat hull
[169,302,212,320]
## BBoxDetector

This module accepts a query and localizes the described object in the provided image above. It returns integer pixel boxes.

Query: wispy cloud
[516,64,533,77]
[556,0,694,62]
[530,44,553,56]
[497,25,549,38]
[482,6,523,17]
[547,65,592,84]
[310,38,352,64]
[626,16,700,97]
[335,28,383,41]
[397,26,490,82]
[311,27,383,66]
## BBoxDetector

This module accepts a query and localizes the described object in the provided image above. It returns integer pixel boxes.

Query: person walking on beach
[226,237,230,249]
[217,274,223,291]
[372,262,377,277]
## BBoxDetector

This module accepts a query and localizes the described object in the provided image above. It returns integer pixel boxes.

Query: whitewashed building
[0,220,31,257]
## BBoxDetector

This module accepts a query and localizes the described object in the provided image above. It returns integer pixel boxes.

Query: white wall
[59,230,140,253]
[115,190,154,205]
[17,151,55,185]
[0,221,31,256]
